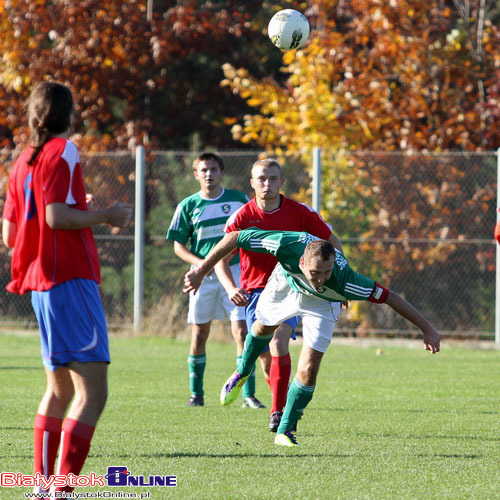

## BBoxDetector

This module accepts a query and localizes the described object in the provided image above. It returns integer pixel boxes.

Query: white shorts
[188,263,246,324]
[255,265,341,353]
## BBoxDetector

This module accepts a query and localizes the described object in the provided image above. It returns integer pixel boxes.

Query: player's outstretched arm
[384,290,441,353]
[183,231,240,294]
[45,202,133,230]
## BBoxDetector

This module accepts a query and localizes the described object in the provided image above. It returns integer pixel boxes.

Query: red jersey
[3,138,100,294]
[224,196,332,292]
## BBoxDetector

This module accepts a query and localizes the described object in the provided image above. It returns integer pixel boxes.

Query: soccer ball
[268,9,310,50]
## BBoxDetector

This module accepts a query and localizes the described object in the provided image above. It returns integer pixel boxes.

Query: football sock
[54,418,95,492]
[277,377,315,434]
[270,354,291,413]
[241,358,256,399]
[238,331,274,378]
[34,414,62,479]
[188,354,206,396]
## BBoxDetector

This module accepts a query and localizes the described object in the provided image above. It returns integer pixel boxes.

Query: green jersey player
[184,228,441,446]
[167,153,268,408]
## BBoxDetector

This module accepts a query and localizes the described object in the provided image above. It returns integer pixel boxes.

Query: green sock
[188,354,206,396]
[277,377,315,434]
[238,331,273,378]
[238,356,256,398]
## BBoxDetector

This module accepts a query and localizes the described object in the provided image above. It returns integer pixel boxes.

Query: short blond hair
[251,158,282,177]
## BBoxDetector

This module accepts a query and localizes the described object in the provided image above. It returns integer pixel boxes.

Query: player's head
[193,152,224,173]
[192,152,224,193]
[300,240,336,289]
[250,159,284,202]
[28,82,74,165]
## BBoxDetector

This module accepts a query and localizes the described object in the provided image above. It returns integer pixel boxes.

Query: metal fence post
[134,146,145,332]
[312,147,321,212]
[496,148,500,344]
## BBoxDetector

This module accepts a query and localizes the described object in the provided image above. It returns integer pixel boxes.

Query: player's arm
[384,290,440,354]
[45,202,133,230]
[184,232,240,294]
[173,241,204,267]
[214,256,248,306]
[327,232,344,254]
[3,175,18,248]
[2,219,17,248]
[327,232,345,306]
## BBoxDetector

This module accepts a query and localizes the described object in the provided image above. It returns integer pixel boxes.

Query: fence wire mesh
[0,149,496,340]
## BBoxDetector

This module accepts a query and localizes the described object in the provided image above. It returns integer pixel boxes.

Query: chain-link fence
[0,149,496,340]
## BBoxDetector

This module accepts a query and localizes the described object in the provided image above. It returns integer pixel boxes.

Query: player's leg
[275,299,341,446]
[54,361,108,492]
[240,266,301,378]
[275,345,324,443]
[258,350,271,388]
[188,322,210,406]
[231,319,246,356]
[221,268,300,406]
[187,274,220,406]
[31,279,110,485]
[233,284,266,409]
[268,321,295,431]
[34,367,73,481]
[231,318,266,409]
[220,320,276,405]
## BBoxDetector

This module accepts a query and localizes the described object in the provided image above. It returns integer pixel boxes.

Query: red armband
[368,283,389,304]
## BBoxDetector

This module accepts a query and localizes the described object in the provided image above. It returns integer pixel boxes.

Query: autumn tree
[221,0,500,332]
[0,1,296,152]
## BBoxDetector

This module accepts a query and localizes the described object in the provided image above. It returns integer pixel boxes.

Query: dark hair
[192,152,225,172]
[28,82,74,165]
[304,239,336,263]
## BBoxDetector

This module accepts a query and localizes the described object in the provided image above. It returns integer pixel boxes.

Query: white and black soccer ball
[268,9,310,50]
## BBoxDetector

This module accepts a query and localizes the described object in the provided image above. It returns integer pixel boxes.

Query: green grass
[1,332,500,499]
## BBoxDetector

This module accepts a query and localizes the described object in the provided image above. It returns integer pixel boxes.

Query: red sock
[34,414,62,479]
[270,354,291,413]
[55,418,95,492]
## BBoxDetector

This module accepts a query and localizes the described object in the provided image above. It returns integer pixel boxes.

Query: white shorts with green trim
[255,265,341,353]
[188,263,246,324]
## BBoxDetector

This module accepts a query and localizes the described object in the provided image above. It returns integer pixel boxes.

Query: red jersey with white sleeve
[3,137,100,294]
[224,195,332,292]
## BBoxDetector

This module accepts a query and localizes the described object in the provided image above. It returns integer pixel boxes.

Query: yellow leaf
[283,51,296,65]
[247,98,262,107]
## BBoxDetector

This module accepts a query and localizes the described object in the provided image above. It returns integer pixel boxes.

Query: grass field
[1,332,500,500]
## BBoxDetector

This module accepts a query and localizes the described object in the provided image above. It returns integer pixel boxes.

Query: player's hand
[106,202,133,228]
[423,326,441,354]
[228,287,249,307]
[86,193,96,207]
[183,268,204,295]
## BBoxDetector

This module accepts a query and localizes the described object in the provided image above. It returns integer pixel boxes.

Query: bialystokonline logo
[104,467,177,487]
[1,467,177,489]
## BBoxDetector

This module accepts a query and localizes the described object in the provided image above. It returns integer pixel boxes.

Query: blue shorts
[245,288,299,345]
[31,279,110,371]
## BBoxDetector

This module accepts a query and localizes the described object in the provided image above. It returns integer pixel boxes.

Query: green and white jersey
[237,228,376,302]
[167,188,249,264]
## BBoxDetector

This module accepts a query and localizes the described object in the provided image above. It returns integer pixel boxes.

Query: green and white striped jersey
[237,228,377,302]
[167,188,249,264]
